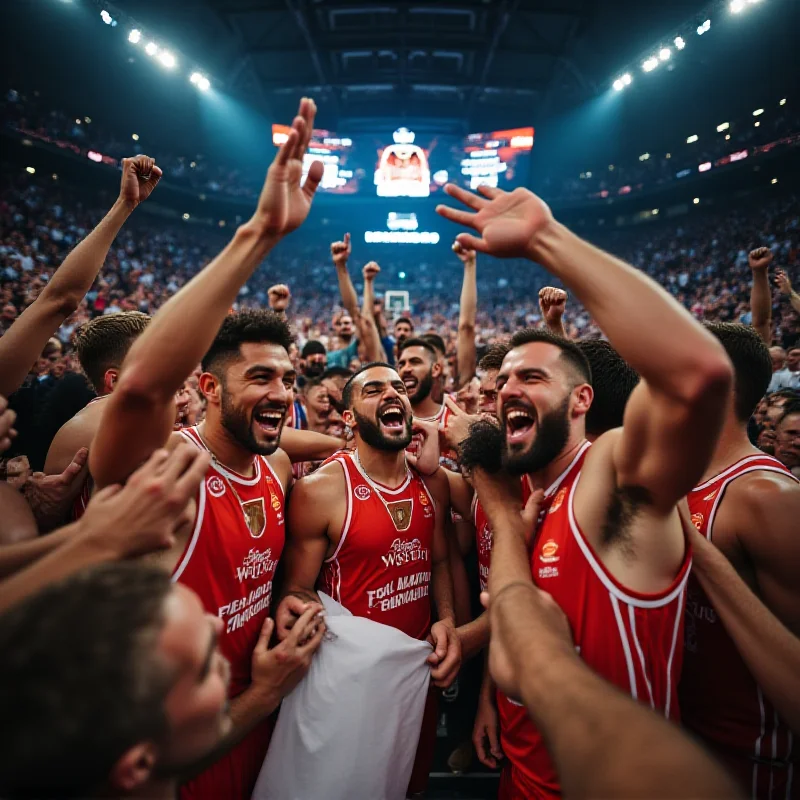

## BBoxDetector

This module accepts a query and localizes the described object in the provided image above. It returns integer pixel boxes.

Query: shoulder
[45,404,103,473]
[267,448,293,491]
[422,466,450,505]
[290,458,346,502]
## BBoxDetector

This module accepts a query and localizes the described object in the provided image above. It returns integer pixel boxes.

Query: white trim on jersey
[351,451,412,496]
[542,440,592,498]
[325,457,354,564]
[628,604,655,709]
[172,476,206,582]
[261,455,286,496]
[610,593,638,701]
[664,585,685,720]
[566,471,690,609]
[694,454,793,492]
[181,425,263,486]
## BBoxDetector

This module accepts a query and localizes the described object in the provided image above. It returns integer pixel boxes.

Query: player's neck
[525,436,588,494]
[702,418,763,483]
[355,441,407,488]
[412,395,442,419]
[198,419,257,477]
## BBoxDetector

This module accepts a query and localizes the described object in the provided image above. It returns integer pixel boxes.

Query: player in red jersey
[276,362,461,795]
[88,98,329,800]
[437,182,733,799]
[678,323,800,799]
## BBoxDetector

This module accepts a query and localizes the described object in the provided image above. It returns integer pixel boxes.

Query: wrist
[112,197,136,216]
[525,218,567,265]
[237,220,281,252]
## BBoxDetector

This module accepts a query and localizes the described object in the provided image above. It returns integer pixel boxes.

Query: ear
[572,384,594,418]
[431,361,443,380]
[198,372,222,407]
[109,742,158,793]
[103,368,119,395]
[342,409,356,430]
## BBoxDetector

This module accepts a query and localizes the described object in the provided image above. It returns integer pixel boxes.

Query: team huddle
[1,96,799,800]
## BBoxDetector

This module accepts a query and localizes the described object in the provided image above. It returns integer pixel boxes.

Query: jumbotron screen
[271,124,534,197]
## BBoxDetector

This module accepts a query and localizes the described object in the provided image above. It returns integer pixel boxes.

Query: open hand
[24,447,89,531]
[120,155,163,209]
[775,269,793,295]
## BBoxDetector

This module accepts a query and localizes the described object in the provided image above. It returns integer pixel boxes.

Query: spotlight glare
[158,51,177,69]
[755,121,761,127]
[730,0,746,12]
[100,9,113,24]
[717,122,730,132]
[697,19,711,34]
[182,213,190,220]
[780,98,786,105]
[674,36,686,50]
[623,72,632,85]
[191,72,210,91]
[145,41,158,56]
[753,108,764,116]
[771,178,778,184]
[128,29,142,44]
[643,57,659,72]
[132,133,139,141]
[693,197,700,204]
[659,47,671,61]
[613,78,624,91]
[687,134,699,143]
[26,167,35,174]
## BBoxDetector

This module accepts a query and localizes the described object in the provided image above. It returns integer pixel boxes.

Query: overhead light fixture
[674,36,686,50]
[659,47,671,61]
[100,9,113,24]
[128,29,141,44]
[780,98,787,105]
[697,19,711,35]
[613,78,624,91]
[687,134,699,143]
[730,0,746,12]
[190,72,211,91]
[693,197,700,204]
[145,41,158,56]
[717,122,730,132]
[639,153,651,161]
[132,133,139,141]
[158,50,177,68]
[26,167,35,174]
[623,73,632,85]
[753,108,764,116]
[643,57,659,72]
[652,209,659,215]
[182,213,190,220]
[771,178,778,184]
[725,134,731,140]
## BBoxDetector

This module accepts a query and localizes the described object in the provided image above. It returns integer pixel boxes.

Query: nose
[498,376,523,405]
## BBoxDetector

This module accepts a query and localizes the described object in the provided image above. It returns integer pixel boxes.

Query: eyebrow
[198,623,218,683]
[361,380,387,392]
[243,364,296,382]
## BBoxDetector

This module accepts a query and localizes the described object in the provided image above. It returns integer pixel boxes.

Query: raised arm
[330,233,361,325]
[360,261,387,362]
[538,287,568,339]
[749,247,773,345]
[90,99,323,488]
[267,284,291,318]
[280,426,345,463]
[437,185,732,512]
[0,156,161,397]
[453,242,477,388]
[776,269,800,316]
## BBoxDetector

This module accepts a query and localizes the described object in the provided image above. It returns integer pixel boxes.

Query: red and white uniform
[175,426,286,800]
[681,454,799,800]
[490,441,691,800]
[319,451,435,641]
[473,495,492,593]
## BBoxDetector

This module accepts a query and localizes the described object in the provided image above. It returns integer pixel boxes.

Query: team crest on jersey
[691,512,704,530]
[207,476,226,498]
[354,484,372,501]
[381,537,429,568]
[540,539,559,564]
[386,499,413,531]
[241,498,267,539]
[549,487,567,514]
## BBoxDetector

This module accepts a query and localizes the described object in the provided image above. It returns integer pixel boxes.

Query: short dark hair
[421,333,446,357]
[342,361,394,409]
[201,310,294,376]
[769,389,800,405]
[301,340,327,359]
[321,366,353,382]
[704,323,772,421]
[577,340,639,436]
[778,399,800,427]
[507,328,592,386]
[0,564,174,799]
[398,337,437,361]
[394,317,414,329]
[479,342,510,373]
[74,311,151,392]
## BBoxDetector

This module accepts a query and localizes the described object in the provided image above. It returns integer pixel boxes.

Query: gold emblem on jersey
[386,499,413,531]
[691,512,704,530]
[549,487,567,514]
[241,498,267,539]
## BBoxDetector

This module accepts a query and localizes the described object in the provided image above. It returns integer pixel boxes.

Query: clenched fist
[268,284,291,312]
[363,261,380,282]
[331,232,351,268]
[452,240,476,266]
[748,247,773,272]
[119,155,163,209]
[538,287,567,324]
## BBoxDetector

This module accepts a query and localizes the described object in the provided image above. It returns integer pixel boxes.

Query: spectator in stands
[768,347,800,392]
[775,399,800,477]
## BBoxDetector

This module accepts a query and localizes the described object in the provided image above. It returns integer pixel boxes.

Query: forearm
[0,522,77,579]
[335,264,360,323]
[528,222,727,393]
[750,270,772,344]
[456,263,477,387]
[359,280,383,362]
[458,612,490,660]
[692,542,800,732]
[432,557,456,625]
[543,316,567,339]
[484,505,535,594]
[280,427,344,462]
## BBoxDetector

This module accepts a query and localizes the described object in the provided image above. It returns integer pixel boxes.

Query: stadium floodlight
[145,41,158,56]
[128,29,141,44]
[639,153,650,161]
[399,272,407,279]
[190,72,210,91]
[623,73,632,85]
[687,134,699,143]
[730,0,746,12]
[659,47,671,61]
[642,57,659,72]
[613,78,624,91]
[693,197,700,204]
[182,213,190,220]
[652,209,659,215]
[780,98,786,105]
[753,108,764,116]
[100,10,113,24]
[674,36,686,50]
[755,121,761,127]
[717,122,730,132]
[132,133,139,141]
[158,51,177,69]
[697,19,711,34]
[26,167,35,174]
[771,178,778,184]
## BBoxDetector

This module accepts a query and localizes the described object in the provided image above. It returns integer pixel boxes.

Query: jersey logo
[354,484,372,501]
[381,537,429,568]
[540,539,559,564]
[549,487,567,514]
[386,499,413,531]
[703,489,718,502]
[207,476,226,498]
[419,491,429,506]
[691,512,704,530]
[241,498,267,539]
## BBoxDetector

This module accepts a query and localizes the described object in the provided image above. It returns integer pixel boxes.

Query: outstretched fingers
[444,182,488,210]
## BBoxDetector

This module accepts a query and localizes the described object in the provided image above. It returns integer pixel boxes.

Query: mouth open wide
[254,408,285,436]
[379,405,406,432]
[505,406,537,443]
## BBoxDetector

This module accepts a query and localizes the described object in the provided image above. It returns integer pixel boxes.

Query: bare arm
[776,269,800,316]
[0,156,161,397]
[90,101,323,488]
[0,482,39,546]
[454,243,477,388]
[359,262,386,362]
[749,248,773,345]
[280,426,345,463]
[331,233,361,325]
[267,284,291,318]
[538,286,568,339]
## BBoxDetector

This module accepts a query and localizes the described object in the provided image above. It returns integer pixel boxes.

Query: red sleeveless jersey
[473,494,492,593]
[318,451,436,640]
[681,454,799,800]
[415,400,460,473]
[175,426,286,800]
[495,441,691,800]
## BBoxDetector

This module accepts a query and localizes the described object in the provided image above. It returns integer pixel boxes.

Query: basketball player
[88,98,328,800]
[275,362,461,794]
[679,323,800,798]
[437,182,733,799]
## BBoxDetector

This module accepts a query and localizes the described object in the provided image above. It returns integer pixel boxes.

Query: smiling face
[345,366,413,451]
[304,383,332,433]
[497,342,591,475]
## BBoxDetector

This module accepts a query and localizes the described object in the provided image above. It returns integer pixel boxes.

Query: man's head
[775,400,800,470]
[477,343,509,416]
[704,324,772,424]
[334,313,355,341]
[200,310,295,456]
[174,383,191,431]
[36,338,62,377]
[342,362,413,451]
[1,303,17,325]
[497,329,592,475]
[0,564,230,799]
[300,340,327,379]
[770,346,787,372]
[397,338,441,405]
[302,378,332,433]
[74,312,151,394]
[576,340,640,439]
[787,348,800,372]
[393,317,414,346]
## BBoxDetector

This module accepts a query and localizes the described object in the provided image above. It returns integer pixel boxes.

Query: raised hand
[406,416,440,476]
[268,284,292,312]
[24,447,89,531]
[776,269,793,296]
[0,394,17,454]
[452,240,476,267]
[362,261,380,283]
[538,287,568,328]
[119,155,163,209]
[331,232,352,268]
[443,394,480,451]
[748,247,773,272]
[436,184,554,259]
[252,97,323,238]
